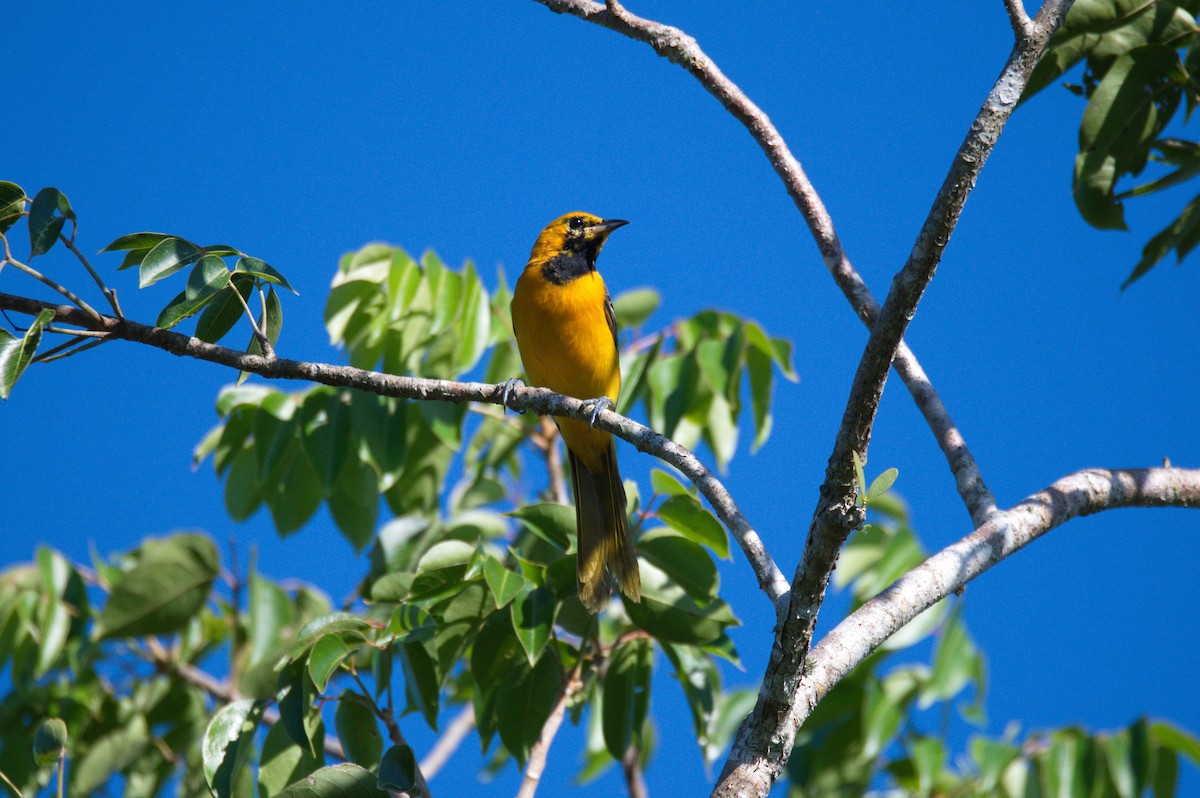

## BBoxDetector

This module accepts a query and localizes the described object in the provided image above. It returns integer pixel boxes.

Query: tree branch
[0,291,790,607]
[516,664,584,798]
[419,705,476,781]
[533,0,997,527]
[143,649,349,761]
[621,746,649,798]
[1004,0,1033,39]
[714,3,1076,795]
[756,467,1200,790]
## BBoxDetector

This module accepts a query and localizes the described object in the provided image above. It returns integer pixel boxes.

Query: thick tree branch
[533,0,997,528]
[0,291,789,607]
[715,3,1076,796]
[715,462,1197,797]
[781,467,1200,778]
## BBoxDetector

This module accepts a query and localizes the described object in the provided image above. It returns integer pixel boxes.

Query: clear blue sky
[5,1,1200,795]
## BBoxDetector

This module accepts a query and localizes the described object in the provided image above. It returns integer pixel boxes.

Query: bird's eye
[568,216,585,231]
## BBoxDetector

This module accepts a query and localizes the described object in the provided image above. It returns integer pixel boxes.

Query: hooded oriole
[510,212,641,612]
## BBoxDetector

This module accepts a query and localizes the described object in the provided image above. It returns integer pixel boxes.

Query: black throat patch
[540,246,594,286]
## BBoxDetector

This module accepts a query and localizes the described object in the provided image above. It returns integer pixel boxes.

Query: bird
[509,212,641,612]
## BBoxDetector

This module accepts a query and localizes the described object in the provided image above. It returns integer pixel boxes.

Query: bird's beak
[586,219,630,239]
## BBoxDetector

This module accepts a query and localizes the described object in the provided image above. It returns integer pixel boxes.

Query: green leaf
[236,256,298,294]
[495,653,563,765]
[299,389,351,495]
[239,572,293,698]
[32,718,68,766]
[613,287,660,328]
[1124,219,1179,289]
[277,659,323,758]
[203,700,264,798]
[0,181,25,233]
[507,503,574,552]
[101,231,173,253]
[603,638,652,759]
[70,714,151,796]
[918,604,980,709]
[329,457,380,553]
[308,634,354,693]
[970,736,1020,791]
[661,644,718,759]
[637,529,719,601]
[624,560,739,645]
[483,558,531,608]
[910,736,947,795]
[248,284,284,357]
[511,587,557,665]
[0,308,54,399]
[34,547,80,677]
[258,722,324,798]
[399,640,440,730]
[333,694,383,770]
[649,469,690,496]
[275,764,389,797]
[867,467,899,500]
[196,275,255,343]
[155,289,211,329]
[1074,45,1186,230]
[139,237,205,288]
[94,533,219,639]
[27,187,72,258]
[1153,721,1200,766]
[290,613,372,659]
[655,494,728,559]
[852,451,867,507]
[224,446,263,521]
[377,744,418,792]
[186,253,232,302]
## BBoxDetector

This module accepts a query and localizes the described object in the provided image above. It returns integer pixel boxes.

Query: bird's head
[529,212,629,268]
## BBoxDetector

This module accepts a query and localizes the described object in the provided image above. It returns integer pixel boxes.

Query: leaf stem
[0,233,103,324]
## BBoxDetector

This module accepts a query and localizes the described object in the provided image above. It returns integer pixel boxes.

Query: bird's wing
[604,289,618,350]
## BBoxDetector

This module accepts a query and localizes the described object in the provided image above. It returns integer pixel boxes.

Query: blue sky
[5,1,1200,795]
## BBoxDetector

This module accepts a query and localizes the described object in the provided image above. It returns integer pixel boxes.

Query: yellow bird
[510,212,641,612]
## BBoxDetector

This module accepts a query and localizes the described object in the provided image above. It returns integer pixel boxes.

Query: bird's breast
[512,269,621,404]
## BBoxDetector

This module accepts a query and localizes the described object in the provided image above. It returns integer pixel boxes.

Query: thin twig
[0,234,104,324]
[349,670,432,798]
[45,325,110,338]
[0,291,790,607]
[60,235,122,317]
[135,643,348,760]
[0,768,25,798]
[419,705,476,780]
[231,281,274,359]
[35,337,108,364]
[621,746,649,798]
[516,631,592,798]
[540,418,570,505]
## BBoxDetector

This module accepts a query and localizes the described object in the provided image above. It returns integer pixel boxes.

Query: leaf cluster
[1024,0,1200,286]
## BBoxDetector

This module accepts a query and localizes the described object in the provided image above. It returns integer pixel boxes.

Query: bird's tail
[570,444,641,613]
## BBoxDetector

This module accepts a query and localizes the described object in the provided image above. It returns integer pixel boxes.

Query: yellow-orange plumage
[511,212,641,612]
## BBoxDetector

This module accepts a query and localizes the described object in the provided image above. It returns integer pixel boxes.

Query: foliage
[1023,0,1200,286]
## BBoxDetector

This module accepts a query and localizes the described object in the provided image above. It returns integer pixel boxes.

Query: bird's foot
[584,396,616,429]
[498,378,526,414]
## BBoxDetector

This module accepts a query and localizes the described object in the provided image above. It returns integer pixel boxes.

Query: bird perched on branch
[509,212,641,612]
